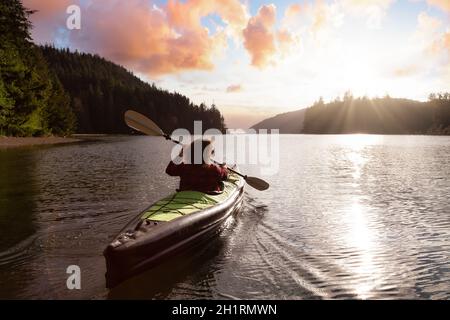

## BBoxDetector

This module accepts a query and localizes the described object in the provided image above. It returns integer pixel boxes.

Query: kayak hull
[104,176,244,288]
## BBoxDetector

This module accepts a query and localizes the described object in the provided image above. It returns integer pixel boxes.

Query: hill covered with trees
[0,0,226,137]
[303,93,450,134]
[0,0,75,136]
[41,46,226,134]
[251,109,306,133]
[252,93,450,135]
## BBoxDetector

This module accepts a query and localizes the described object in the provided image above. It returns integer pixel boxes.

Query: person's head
[188,139,214,165]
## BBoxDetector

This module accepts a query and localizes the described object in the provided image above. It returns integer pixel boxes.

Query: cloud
[243,4,296,68]
[311,2,335,33]
[226,84,243,93]
[285,4,302,19]
[23,0,75,43]
[427,0,450,13]
[406,11,450,83]
[243,5,277,68]
[23,0,73,18]
[415,12,445,54]
[74,0,230,76]
[393,65,420,77]
[277,29,296,53]
[341,0,395,29]
[417,11,442,32]
[299,1,342,35]
[24,0,247,76]
[445,32,450,50]
[431,30,450,55]
[166,0,248,38]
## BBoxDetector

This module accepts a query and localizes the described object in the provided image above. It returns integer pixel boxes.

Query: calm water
[0,135,449,299]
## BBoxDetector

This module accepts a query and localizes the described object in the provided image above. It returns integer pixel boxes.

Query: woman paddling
[166,139,228,194]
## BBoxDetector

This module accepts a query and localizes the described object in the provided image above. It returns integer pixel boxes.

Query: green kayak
[104,172,245,288]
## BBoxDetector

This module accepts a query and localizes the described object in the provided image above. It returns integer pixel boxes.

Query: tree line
[41,46,226,134]
[302,92,450,135]
[0,0,226,137]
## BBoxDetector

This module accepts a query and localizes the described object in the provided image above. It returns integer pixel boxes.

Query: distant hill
[251,109,306,133]
[41,46,226,134]
[302,95,450,134]
[250,95,450,135]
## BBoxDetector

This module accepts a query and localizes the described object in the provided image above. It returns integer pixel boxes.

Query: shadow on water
[0,149,38,251]
[0,149,39,298]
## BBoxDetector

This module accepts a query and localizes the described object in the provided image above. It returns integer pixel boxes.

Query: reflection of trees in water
[0,148,38,298]
[0,149,38,251]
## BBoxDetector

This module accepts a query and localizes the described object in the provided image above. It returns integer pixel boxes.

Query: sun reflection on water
[338,135,385,299]
[337,134,382,148]
[344,201,383,299]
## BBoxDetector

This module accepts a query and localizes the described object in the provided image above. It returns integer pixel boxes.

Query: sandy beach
[0,136,81,148]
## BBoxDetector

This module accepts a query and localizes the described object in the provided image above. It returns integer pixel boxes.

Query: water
[0,135,449,299]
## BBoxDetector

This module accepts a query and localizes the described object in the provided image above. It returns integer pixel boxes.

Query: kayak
[104,172,245,288]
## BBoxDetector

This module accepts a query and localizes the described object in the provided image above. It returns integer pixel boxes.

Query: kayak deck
[104,172,245,288]
[141,174,241,222]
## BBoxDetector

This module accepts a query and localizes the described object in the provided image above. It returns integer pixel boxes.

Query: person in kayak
[166,139,228,193]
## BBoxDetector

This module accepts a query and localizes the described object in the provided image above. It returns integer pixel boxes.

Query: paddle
[124,110,270,191]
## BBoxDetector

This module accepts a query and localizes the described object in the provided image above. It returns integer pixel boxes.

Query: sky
[23,0,450,128]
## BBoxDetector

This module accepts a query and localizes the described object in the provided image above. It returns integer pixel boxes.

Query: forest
[41,46,226,134]
[0,0,75,136]
[302,93,450,135]
[0,0,226,137]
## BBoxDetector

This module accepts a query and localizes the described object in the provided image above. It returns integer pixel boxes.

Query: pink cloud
[431,31,450,55]
[226,84,243,93]
[23,0,73,19]
[23,0,76,43]
[393,65,420,77]
[24,0,301,74]
[166,0,247,32]
[71,0,227,76]
[416,12,448,55]
[285,4,302,19]
[427,0,450,13]
[243,5,277,68]
[24,0,247,76]
[445,32,450,50]
[243,4,296,68]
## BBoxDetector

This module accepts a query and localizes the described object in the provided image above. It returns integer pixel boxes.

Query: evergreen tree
[0,0,76,136]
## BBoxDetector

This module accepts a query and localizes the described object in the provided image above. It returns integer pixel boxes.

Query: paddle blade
[124,110,164,136]
[245,176,270,191]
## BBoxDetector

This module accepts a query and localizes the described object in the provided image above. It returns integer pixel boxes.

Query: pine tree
[0,0,76,136]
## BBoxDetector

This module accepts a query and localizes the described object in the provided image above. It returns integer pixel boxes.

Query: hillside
[303,95,450,134]
[41,46,226,134]
[251,109,306,133]
[251,95,450,135]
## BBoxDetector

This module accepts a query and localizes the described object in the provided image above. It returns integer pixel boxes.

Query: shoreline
[1,133,448,149]
[0,136,82,149]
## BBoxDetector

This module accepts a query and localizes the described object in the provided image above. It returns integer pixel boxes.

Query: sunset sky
[23,0,450,128]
